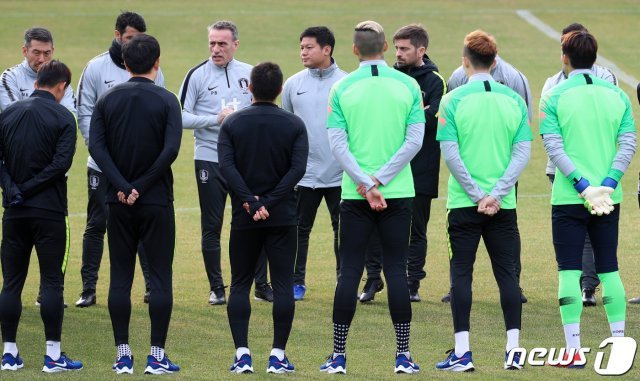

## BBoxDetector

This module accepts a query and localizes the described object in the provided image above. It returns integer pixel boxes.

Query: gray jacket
[281,60,347,188]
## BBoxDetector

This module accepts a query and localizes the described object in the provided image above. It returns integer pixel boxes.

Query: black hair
[250,62,283,101]
[116,11,146,34]
[300,26,336,56]
[36,60,71,89]
[122,34,160,74]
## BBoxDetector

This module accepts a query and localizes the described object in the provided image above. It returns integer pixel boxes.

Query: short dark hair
[561,23,587,36]
[24,27,53,47]
[562,30,597,69]
[122,34,160,74]
[353,21,385,57]
[463,30,497,69]
[393,24,429,50]
[208,20,238,40]
[250,62,282,101]
[115,11,146,34]
[300,26,336,56]
[36,60,71,89]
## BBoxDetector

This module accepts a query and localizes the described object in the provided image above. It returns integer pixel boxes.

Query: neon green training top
[436,78,532,209]
[539,73,635,205]
[327,62,425,200]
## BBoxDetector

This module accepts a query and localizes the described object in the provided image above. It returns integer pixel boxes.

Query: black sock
[394,322,410,354]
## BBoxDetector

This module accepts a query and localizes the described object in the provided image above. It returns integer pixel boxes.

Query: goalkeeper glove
[581,186,614,216]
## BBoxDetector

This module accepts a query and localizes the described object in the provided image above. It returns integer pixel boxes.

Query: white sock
[563,323,581,349]
[236,347,250,359]
[454,331,470,357]
[506,329,520,352]
[397,351,411,358]
[3,342,18,357]
[150,346,164,361]
[117,343,132,358]
[610,321,625,337]
[270,348,285,361]
[333,352,345,359]
[46,341,61,360]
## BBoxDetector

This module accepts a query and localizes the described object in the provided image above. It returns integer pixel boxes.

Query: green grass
[0,0,639,379]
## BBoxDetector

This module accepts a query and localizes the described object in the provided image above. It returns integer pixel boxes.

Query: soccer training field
[0,0,638,379]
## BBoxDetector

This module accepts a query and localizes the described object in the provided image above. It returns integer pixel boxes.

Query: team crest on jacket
[199,169,209,183]
[89,175,100,190]
[238,78,249,94]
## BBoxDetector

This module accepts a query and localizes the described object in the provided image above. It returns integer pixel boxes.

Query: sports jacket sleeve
[89,98,134,196]
[440,140,486,203]
[374,122,424,185]
[131,95,182,194]
[61,85,77,116]
[0,69,19,112]
[179,72,217,130]
[77,65,97,145]
[281,78,293,113]
[18,112,76,198]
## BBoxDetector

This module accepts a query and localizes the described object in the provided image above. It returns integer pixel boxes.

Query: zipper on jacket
[224,65,231,88]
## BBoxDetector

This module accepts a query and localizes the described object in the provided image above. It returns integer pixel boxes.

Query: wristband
[573,177,590,193]
[601,177,618,189]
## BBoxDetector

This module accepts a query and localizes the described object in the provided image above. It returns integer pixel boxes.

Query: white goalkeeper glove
[580,186,614,216]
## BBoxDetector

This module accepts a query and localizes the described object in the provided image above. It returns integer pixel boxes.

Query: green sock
[558,270,582,325]
[599,271,626,323]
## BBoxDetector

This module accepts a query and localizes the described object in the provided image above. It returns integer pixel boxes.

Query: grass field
[1,0,640,379]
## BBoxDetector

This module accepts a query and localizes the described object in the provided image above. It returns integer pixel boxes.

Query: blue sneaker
[113,355,134,374]
[230,353,253,373]
[293,284,307,301]
[320,353,346,374]
[504,350,523,370]
[42,353,83,372]
[267,355,295,373]
[395,353,420,374]
[144,354,180,374]
[1,353,24,371]
[435,349,474,372]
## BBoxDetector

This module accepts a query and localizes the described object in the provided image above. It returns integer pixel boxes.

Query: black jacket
[394,55,445,197]
[0,90,76,215]
[218,102,308,229]
[89,77,182,206]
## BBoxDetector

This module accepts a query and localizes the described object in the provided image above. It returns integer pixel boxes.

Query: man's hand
[477,195,500,216]
[216,107,234,125]
[365,187,387,212]
[127,189,139,206]
[118,191,127,204]
[580,186,614,216]
[357,176,381,197]
[244,196,260,214]
[253,206,269,221]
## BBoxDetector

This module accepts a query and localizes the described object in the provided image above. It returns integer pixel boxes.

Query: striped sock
[333,323,350,354]
[394,322,411,353]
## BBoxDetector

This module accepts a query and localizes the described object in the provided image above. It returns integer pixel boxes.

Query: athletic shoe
[42,353,83,372]
[582,288,596,307]
[112,355,134,374]
[143,291,150,304]
[435,349,474,372]
[408,282,421,302]
[628,296,640,304]
[441,292,451,303]
[504,350,523,370]
[359,278,384,303]
[75,291,96,308]
[395,353,420,374]
[36,294,68,308]
[293,284,306,301]
[1,353,24,371]
[546,350,586,368]
[320,354,346,374]
[520,288,528,304]
[255,283,274,302]
[209,288,226,305]
[230,353,253,373]
[144,354,180,374]
[267,355,295,373]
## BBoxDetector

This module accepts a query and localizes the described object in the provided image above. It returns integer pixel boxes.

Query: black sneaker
[209,288,226,305]
[408,282,421,302]
[359,278,384,303]
[520,288,528,304]
[582,287,596,307]
[143,290,150,304]
[75,291,96,308]
[254,283,274,302]
[36,294,68,308]
[441,292,451,303]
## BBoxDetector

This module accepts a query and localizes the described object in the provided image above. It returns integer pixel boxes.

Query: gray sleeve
[374,122,424,185]
[0,69,18,112]
[490,141,531,202]
[545,158,556,176]
[155,68,166,88]
[76,65,96,145]
[440,140,486,203]
[446,67,466,93]
[542,133,577,178]
[611,132,636,174]
[511,71,533,122]
[61,84,77,117]
[179,74,217,130]
[281,79,293,112]
[328,128,375,190]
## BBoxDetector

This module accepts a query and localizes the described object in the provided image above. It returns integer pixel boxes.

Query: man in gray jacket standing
[281,26,347,301]
[179,20,271,305]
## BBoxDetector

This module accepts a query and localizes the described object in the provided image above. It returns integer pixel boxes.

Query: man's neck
[131,73,156,81]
